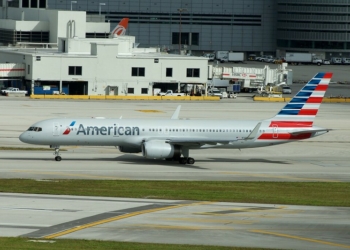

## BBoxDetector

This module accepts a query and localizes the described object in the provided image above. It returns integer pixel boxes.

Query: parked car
[282,86,292,94]
[323,60,330,65]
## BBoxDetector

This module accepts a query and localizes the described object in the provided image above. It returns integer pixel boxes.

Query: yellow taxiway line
[44,201,214,239]
[250,229,350,249]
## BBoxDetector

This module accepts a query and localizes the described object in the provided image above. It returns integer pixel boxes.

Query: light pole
[70,1,77,11]
[6,0,13,19]
[99,3,106,16]
[177,8,187,55]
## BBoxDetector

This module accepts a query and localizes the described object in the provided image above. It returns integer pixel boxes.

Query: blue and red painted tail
[259,72,332,141]
[271,72,332,127]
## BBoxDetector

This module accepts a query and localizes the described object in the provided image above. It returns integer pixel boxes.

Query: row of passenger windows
[144,128,266,133]
[27,127,42,132]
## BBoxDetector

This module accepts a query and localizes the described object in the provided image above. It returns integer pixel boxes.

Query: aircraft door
[272,124,278,138]
[53,122,60,136]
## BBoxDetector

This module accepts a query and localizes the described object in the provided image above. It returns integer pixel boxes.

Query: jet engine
[118,146,141,153]
[142,140,181,159]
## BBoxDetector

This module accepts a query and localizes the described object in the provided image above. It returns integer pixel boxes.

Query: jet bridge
[211,63,292,93]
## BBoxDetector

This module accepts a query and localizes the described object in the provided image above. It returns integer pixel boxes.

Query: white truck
[203,53,215,61]
[208,88,223,99]
[215,51,229,62]
[1,87,28,95]
[157,90,185,96]
[286,53,323,66]
[228,52,244,62]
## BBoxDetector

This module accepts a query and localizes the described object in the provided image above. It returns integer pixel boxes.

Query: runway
[0,143,349,182]
[0,97,349,182]
[1,98,350,248]
[1,193,349,250]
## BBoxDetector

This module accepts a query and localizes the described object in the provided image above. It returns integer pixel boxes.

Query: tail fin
[269,72,332,127]
[110,18,129,38]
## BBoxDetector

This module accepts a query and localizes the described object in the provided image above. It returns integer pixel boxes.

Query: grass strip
[0,179,349,206]
[0,237,273,250]
[0,147,66,151]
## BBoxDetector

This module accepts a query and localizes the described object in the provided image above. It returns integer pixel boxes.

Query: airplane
[110,18,129,38]
[19,72,332,164]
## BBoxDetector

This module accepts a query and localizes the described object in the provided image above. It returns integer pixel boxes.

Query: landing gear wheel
[186,157,195,165]
[179,157,187,164]
[52,145,62,161]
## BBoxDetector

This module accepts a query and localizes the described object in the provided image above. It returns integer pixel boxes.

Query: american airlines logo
[62,121,76,135]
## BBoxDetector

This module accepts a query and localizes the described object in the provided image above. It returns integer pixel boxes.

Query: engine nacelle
[142,140,181,159]
[119,146,141,153]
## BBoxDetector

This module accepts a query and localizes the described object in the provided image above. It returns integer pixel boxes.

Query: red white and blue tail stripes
[258,72,332,141]
[273,72,332,125]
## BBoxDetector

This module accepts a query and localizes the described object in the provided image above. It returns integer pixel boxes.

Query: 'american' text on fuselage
[77,124,140,136]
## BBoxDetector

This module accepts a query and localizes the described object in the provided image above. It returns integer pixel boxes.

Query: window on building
[186,68,200,77]
[22,0,29,7]
[39,0,46,8]
[131,67,145,77]
[68,66,82,75]
[141,88,148,94]
[128,88,134,94]
[27,65,30,74]
[172,32,199,46]
[166,68,173,77]
[31,0,37,8]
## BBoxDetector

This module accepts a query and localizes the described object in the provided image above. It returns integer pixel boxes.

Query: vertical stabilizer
[110,18,129,38]
[268,72,332,127]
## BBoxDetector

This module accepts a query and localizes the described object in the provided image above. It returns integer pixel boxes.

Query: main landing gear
[179,157,195,165]
[178,148,195,165]
[51,145,62,161]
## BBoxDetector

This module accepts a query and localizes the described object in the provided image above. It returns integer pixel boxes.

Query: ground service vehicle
[342,58,350,65]
[1,87,27,95]
[331,57,342,64]
[157,90,185,96]
[282,86,292,94]
[215,51,229,62]
[228,52,244,62]
[208,88,223,98]
[286,53,323,66]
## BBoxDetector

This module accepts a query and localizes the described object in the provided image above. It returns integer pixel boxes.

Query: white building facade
[0,6,208,95]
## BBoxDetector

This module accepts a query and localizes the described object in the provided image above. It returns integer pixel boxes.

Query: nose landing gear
[51,145,62,161]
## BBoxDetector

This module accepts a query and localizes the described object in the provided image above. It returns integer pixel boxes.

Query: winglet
[171,105,181,119]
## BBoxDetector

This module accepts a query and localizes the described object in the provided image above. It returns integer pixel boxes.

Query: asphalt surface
[1,193,349,250]
[0,86,349,249]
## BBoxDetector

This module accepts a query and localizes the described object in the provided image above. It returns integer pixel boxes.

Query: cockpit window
[27,127,42,132]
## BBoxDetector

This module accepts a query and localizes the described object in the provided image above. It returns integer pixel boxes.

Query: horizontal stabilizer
[290,129,331,136]
[171,105,181,120]
[245,122,261,140]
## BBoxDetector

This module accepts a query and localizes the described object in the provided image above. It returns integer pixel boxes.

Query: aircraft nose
[19,132,29,143]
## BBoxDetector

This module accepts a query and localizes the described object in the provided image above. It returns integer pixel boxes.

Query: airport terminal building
[46,0,350,57]
[48,0,278,55]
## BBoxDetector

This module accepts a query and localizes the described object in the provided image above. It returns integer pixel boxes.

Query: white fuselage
[19,117,322,150]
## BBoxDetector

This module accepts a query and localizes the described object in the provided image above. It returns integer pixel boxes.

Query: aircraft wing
[166,138,239,146]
